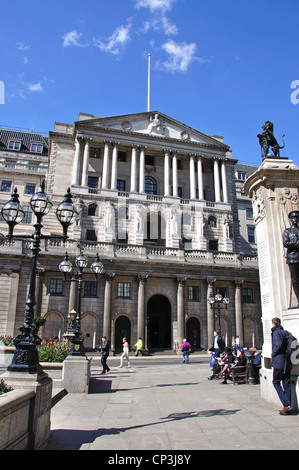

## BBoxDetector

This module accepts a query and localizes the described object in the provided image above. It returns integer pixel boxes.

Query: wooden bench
[231,364,248,385]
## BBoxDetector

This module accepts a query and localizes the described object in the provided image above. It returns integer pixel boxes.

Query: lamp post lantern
[1,181,78,373]
[207,289,230,336]
[59,251,103,356]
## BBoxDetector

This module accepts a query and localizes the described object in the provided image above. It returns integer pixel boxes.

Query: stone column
[177,277,186,348]
[102,141,110,189]
[221,160,228,203]
[130,145,138,192]
[137,274,148,344]
[103,273,115,340]
[68,277,78,313]
[72,137,82,186]
[172,153,178,197]
[35,268,45,318]
[207,278,216,349]
[81,138,91,187]
[164,150,170,197]
[139,147,146,193]
[197,155,204,200]
[213,158,221,203]
[110,142,118,190]
[235,280,244,346]
[189,155,196,199]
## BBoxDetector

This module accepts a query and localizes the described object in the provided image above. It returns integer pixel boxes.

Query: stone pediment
[76,111,229,149]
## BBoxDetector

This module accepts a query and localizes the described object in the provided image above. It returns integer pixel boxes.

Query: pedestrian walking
[119,337,131,368]
[271,317,292,415]
[135,337,144,356]
[181,338,191,363]
[100,336,110,374]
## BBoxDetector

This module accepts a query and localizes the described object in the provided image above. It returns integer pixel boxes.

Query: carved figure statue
[257,121,285,160]
[147,113,165,135]
[283,211,299,306]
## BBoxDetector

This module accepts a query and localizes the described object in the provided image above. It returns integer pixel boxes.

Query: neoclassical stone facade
[0,113,262,352]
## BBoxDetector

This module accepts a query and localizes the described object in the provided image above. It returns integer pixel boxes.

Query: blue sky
[0,0,299,166]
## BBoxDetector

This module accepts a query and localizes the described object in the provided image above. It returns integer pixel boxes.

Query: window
[8,140,21,151]
[118,151,127,162]
[145,155,154,166]
[208,216,217,227]
[209,239,218,251]
[84,281,97,297]
[236,171,246,181]
[49,279,63,295]
[246,208,253,219]
[242,288,254,303]
[88,204,98,216]
[22,206,32,225]
[1,180,12,192]
[86,229,97,241]
[247,226,255,243]
[25,183,36,195]
[29,164,38,171]
[145,177,157,195]
[5,159,15,168]
[88,176,98,193]
[117,180,126,192]
[90,147,101,159]
[30,143,43,153]
[188,286,199,301]
[118,282,131,298]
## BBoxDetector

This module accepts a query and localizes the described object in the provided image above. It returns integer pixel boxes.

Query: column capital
[207,277,216,286]
[235,279,244,288]
[138,273,148,283]
[177,276,187,285]
[104,273,115,283]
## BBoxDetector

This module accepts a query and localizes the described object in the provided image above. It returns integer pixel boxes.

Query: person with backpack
[271,317,292,415]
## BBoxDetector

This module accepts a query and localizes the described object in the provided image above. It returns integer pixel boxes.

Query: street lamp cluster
[1,182,78,373]
[59,251,103,356]
[208,290,230,335]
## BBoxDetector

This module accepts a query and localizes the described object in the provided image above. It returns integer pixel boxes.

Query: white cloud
[27,82,43,92]
[160,40,198,72]
[136,0,176,12]
[16,42,31,51]
[62,30,85,48]
[94,23,132,55]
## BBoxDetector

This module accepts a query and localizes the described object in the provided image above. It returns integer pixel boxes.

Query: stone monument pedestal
[244,157,299,411]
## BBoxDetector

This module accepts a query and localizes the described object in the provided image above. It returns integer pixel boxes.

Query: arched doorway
[147,295,171,349]
[186,317,201,349]
[115,316,131,351]
[43,312,63,340]
[81,313,98,350]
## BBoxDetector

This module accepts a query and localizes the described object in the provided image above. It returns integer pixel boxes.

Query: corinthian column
[235,280,244,346]
[221,160,228,203]
[213,158,221,203]
[81,138,91,187]
[164,150,170,197]
[72,137,82,186]
[110,142,118,190]
[139,147,146,193]
[130,145,138,192]
[197,155,204,200]
[102,141,110,189]
[207,278,216,348]
[177,277,186,348]
[137,274,148,344]
[189,155,196,199]
[103,273,115,340]
[172,153,178,197]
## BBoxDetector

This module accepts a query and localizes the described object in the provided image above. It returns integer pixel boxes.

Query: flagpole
[147,53,151,112]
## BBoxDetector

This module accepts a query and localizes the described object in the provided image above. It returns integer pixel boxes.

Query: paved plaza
[40,354,299,451]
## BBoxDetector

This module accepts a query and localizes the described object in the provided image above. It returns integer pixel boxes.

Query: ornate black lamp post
[59,251,103,356]
[1,182,78,373]
[207,289,230,336]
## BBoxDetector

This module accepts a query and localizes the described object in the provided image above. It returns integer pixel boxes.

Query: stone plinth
[62,355,91,393]
[244,157,299,411]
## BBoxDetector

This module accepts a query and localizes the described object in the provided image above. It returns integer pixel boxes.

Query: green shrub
[0,379,13,395]
[0,335,14,346]
[38,339,71,363]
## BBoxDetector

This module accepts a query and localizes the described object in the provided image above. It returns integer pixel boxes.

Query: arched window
[88,203,98,216]
[145,177,157,195]
[208,216,217,227]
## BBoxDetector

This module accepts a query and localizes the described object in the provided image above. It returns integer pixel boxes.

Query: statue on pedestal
[257,121,285,160]
[283,211,299,306]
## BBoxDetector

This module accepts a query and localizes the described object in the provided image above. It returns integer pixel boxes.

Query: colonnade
[71,137,229,203]
[60,270,247,350]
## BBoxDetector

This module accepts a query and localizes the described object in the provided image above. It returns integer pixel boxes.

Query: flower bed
[38,339,71,363]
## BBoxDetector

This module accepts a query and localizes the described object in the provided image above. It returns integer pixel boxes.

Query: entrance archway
[115,316,131,351]
[147,295,171,349]
[186,317,201,349]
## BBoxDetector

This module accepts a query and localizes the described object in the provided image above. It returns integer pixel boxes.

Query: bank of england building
[0,112,262,352]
